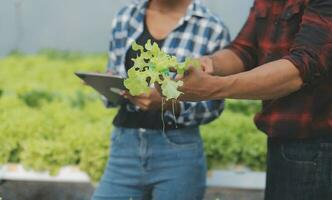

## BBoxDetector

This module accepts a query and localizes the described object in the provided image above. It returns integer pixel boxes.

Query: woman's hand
[123,88,163,111]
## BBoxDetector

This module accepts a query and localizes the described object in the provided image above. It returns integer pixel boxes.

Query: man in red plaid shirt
[177,0,332,199]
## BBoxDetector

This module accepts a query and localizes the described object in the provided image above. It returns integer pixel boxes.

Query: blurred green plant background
[0,51,266,181]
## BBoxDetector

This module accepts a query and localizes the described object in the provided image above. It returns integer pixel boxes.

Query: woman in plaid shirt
[92,0,229,199]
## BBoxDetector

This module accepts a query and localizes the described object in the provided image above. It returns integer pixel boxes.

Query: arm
[177,60,301,101]
[179,0,332,101]
[209,59,302,100]
[208,49,245,76]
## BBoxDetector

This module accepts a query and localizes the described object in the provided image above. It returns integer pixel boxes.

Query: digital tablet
[75,72,126,104]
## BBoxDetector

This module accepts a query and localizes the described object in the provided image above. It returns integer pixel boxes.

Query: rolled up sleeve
[283,0,332,85]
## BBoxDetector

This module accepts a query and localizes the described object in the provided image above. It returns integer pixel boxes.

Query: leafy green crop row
[0,51,266,181]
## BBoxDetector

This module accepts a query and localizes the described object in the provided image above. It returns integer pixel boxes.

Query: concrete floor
[0,180,94,200]
[0,180,264,200]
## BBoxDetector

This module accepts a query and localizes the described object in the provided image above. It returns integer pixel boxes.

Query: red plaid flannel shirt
[227,0,332,138]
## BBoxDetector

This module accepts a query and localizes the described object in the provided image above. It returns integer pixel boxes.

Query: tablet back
[75,72,126,104]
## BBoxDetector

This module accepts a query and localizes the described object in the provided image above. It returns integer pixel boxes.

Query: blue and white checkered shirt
[106,0,230,127]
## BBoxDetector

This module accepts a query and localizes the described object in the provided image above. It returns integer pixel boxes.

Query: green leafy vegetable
[161,77,184,101]
[124,40,200,100]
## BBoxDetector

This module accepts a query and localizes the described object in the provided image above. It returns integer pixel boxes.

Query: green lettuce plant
[124,40,200,100]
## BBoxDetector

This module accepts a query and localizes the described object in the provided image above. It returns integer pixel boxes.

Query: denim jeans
[265,135,332,200]
[92,126,206,200]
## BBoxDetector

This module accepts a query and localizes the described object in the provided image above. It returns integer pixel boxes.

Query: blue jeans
[92,126,207,200]
[265,136,332,200]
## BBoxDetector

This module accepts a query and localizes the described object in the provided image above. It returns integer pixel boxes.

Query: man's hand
[199,56,215,74]
[178,67,218,102]
[124,88,163,111]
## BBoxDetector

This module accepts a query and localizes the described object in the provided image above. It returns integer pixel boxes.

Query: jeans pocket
[281,142,319,166]
[162,127,201,149]
[268,142,319,194]
[111,127,122,144]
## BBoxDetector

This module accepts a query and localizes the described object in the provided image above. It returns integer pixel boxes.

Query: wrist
[209,76,230,100]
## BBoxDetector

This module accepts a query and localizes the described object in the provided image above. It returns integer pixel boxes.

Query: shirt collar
[186,0,207,19]
[135,0,149,12]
